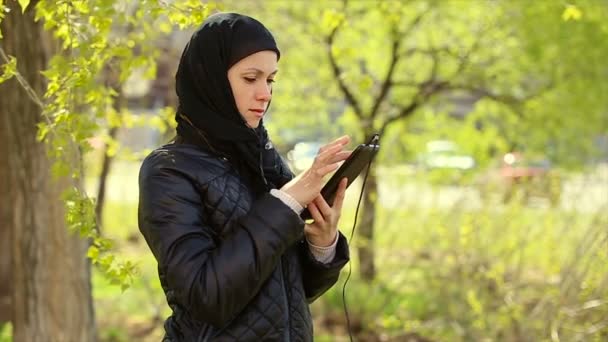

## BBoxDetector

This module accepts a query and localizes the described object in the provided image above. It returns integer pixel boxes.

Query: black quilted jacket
[138,142,350,341]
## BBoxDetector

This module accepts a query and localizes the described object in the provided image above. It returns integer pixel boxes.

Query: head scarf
[175,12,284,197]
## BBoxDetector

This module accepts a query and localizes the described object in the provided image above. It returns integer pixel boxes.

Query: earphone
[343,133,379,342]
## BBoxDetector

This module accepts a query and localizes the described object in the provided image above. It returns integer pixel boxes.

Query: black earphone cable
[343,144,376,342]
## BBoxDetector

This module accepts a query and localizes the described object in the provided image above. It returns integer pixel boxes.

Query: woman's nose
[256,83,272,101]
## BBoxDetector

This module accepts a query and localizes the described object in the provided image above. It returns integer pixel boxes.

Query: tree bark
[0,122,11,324]
[356,157,378,281]
[0,2,95,341]
[95,125,118,230]
[353,130,380,281]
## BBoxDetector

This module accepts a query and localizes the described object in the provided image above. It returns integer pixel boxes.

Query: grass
[321,202,608,341]
[0,324,12,342]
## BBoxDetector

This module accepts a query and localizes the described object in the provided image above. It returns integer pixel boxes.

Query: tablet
[300,139,380,220]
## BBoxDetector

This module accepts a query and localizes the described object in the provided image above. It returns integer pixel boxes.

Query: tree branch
[380,30,451,135]
[368,30,399,120]
[446,82,553,118]
[369,9,429,120]
[381,24,492,134]
[390,80,420,88]
[385,80,451,133]
[448,23,491,81]
[326,24,364,119]
[0,46,45,110]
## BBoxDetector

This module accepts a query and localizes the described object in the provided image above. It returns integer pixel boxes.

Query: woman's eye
[244,77,256,83]
[267,79,275,85]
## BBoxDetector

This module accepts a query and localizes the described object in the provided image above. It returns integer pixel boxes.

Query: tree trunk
[356,165,378,281]
[0,130,11,324]
[95,125,118,230]
[0,2,96,341]
[95,58,126,229]
[356,131,379,281]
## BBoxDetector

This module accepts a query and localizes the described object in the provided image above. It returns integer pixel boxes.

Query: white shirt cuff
[270,189,304,214]
[307,231,339,264]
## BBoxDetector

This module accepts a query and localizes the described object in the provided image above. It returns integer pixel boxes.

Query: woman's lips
[250,109,265,117]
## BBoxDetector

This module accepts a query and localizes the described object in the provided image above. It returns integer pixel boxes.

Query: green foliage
[320,186,608,340]
[17,0,30,13]
[0,54,15,83]
[507,0,608,167]
[0,323,12,342]
[228,0,607,168]
[562,4,583,22]
[0,0,217,291]
[63,187,137,290]
[0,1,5,26]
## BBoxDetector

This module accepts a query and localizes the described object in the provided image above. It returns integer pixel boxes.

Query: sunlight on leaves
[0,55,16,84]
[562,4,583,21]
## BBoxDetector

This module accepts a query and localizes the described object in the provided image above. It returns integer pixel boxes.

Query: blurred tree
[0,1,95,340]
[232,0,608,280]
[505,0,608,166]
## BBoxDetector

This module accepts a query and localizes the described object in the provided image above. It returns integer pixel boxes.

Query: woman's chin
[247,119,261,128]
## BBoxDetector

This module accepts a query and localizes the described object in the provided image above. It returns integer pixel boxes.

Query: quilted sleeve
[270,144,351,301]
[298,232,350,303]
[138,156,304,328]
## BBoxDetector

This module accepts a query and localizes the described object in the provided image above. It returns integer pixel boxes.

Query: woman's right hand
[281,135,352,207]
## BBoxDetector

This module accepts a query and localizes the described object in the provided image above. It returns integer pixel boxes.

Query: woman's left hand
[304,178,348,247]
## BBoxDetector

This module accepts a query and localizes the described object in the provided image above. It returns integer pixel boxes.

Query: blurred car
[286,141,323,174]
[418,140,476,170]
[417,140,476,184]
[478,152,561,206]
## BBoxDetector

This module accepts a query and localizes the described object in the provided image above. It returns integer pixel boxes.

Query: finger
[312,145,342,170]
[315,150,352,172]
[333,178,348,213]
[304,224,314,235]
[307,201,325,224]
[314,162,340,178]
[316,144,344,163]
[330,135,350,148]
[314,195,333,217]
[325,150,352,164]
[318,135,350,154]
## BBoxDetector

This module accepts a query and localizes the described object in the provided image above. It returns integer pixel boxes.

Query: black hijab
[175,13,284,197]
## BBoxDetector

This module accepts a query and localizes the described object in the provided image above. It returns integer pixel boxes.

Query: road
[89,162,608,213]
[374,165,608,213]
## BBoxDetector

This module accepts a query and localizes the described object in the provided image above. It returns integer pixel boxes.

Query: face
[227,50,278,128]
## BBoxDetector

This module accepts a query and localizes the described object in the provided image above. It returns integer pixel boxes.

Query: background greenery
[85,163,607,341]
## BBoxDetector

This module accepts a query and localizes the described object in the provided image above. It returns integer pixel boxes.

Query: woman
[138,12,352,341]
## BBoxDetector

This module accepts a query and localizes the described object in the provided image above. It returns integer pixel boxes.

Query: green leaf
[36,122,50,142]
[562,5,583,22]
[18,0,30,13]
[100,254,115,268]
[0,55,17,84]
[51,161,70,178]
[321,9,345,32]
[87,245,99,261]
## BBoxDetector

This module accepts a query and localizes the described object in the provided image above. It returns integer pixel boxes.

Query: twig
[369,9,429,120]
[0,46,45,110]
[326,24,364,119]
